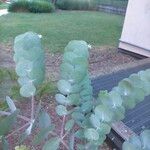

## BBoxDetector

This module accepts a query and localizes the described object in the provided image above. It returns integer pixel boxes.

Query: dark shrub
[56,0,96,10]
[8,0,55,13]
[8,0,29,12]
[29,1,55,13]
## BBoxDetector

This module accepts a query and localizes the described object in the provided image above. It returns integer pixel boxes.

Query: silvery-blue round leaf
[57,80,72,95]
[118,79,133,96]
[97,123,111,135]
[67,94,80,105]
[122,141,139,150]
[55,105,68,116]
[109,91,122,107]
[15,59,33,77]
[94,105,114,123]
[80,101,93,113]
[128,135,142,148]
[55,94,70,105]
[20,82,36,97]
[18,77,32,86]
[122,96,136,109]
[90,114,101,129]
[63,52,78,64]
[28,66,45,86]
[65,40,89,58]
[84,128,99,141]
[140,130,150,149]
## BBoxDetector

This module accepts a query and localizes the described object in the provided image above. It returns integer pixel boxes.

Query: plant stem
[62,130,69,139]
[60,140,69,150]
[69,129,75,150]
[6,122,30,139]
[31,95,35,120]
[0,110,30,122]
[60,115,66,138]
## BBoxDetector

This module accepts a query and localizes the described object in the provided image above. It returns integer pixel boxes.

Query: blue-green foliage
[55,40,150,149]
[86,69,150,148]
[14,32,45,97]
[55,41,94,129]
[123,130,150,150]
[56,40,93,109]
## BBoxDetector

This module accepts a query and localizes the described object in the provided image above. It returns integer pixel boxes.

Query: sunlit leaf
[57,80,72,95]
[18,77,32,87]
[122,141,139,150]
[140,130,150,149]
[15,59,32,77]
[118,79,133,96]
[65,119,74,131]
[97,123,111,135]
[55,94,70,105]
[67,94,80,105]
[71,112,84,122]
[20,82,36,97]
[90,114,101,129]
[25,119,35,136]
[81,101,93,113]
[84,128,99,141]
[65,40,89,58]
[128,135,142,148]
[15,145,29,150]
[94,105,113,123]
[55,105,68,116]
[109,91,122,107]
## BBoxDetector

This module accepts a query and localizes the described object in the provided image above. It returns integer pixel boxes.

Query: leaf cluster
[14,32,45,97]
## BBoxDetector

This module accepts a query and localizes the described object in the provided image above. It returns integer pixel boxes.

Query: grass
[0,11,123,53]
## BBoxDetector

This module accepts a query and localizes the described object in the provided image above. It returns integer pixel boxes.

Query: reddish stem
[60,115,66,138]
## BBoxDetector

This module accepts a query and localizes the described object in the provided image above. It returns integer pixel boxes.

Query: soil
[0,43,138,150]
[0,43,138,81]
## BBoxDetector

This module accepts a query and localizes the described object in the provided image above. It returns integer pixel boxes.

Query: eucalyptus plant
[0,32,47,149]
[82,69,150,149]
[14,31,45,97]
[122,130,150,150]
[0,32,150,150]
[54,41,150,149]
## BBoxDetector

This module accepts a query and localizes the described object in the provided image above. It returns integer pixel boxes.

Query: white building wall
[119,0,150,57]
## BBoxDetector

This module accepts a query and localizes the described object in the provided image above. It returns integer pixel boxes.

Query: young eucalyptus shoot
[14,31,45,97]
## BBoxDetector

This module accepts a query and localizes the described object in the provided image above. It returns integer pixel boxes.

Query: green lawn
[0,11,123,53]
[0,3,8,9]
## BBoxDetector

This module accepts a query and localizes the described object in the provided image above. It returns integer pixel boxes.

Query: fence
[96,0,128,15]
[96,0,128,8]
